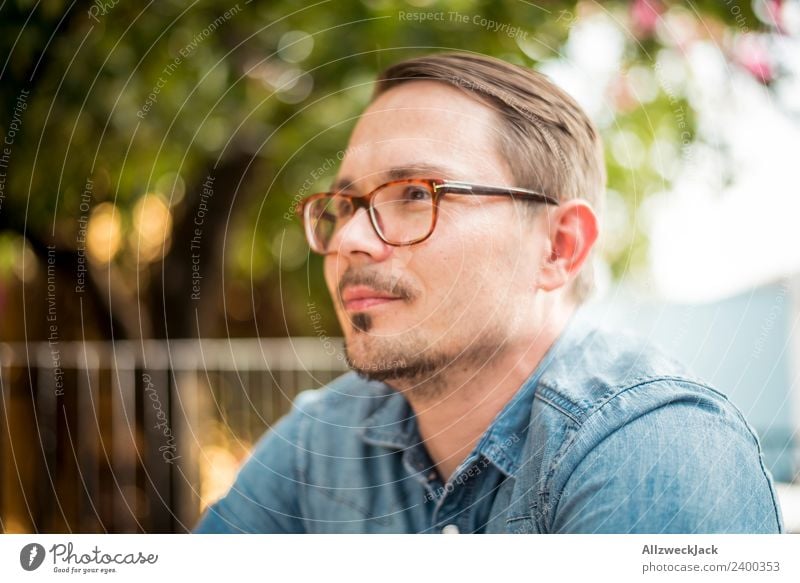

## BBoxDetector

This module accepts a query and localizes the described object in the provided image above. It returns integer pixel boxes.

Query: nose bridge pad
[349,197,368,229]
[351,196,370,212]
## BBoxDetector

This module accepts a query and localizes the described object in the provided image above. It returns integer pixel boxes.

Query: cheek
[438,209,531,293]
[408,229,500,311]
[438,206,515,266]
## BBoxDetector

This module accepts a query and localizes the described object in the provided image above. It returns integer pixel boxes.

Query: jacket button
[441,524,460,534]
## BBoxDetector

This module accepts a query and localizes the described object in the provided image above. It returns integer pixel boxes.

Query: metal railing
[2,335,799,533]
[0,337,347,533]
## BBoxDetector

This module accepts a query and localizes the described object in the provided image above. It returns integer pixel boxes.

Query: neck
[391,302,576,483]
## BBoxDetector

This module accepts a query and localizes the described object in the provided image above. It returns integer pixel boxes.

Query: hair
[371,52,606,304]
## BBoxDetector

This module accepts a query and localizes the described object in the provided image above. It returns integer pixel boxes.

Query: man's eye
[334,199,353,217]
[402,186,432,201]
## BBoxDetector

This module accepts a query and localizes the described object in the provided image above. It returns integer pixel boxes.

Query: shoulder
[535,320,732,425]
[530,319,767,485]
[289,371,397,433]
[528,324,782,532]
[241,371,396,476]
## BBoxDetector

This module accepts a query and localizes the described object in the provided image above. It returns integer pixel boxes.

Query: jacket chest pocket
[486,479,540,533]
[505,516,537,533]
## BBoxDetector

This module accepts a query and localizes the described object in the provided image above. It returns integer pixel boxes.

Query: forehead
[337,80,511,186]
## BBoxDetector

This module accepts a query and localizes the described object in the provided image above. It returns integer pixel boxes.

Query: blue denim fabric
[194,311,784,533]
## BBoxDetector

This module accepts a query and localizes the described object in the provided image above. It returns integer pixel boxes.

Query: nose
[329,206,392,261]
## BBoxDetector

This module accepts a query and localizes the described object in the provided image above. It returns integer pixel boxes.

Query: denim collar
[359,309,587,477]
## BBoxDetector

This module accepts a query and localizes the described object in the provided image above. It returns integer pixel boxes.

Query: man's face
[323,80,552,386]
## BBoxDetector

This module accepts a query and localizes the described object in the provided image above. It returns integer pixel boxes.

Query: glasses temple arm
[438,182,560,205]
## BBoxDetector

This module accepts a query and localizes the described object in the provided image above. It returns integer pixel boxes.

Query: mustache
[337,268,417,302]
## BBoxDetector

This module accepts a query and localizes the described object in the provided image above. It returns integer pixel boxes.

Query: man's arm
[550,396,784,533]
[193,399,307,533]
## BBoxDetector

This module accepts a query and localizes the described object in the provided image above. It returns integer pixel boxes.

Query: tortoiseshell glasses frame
[296,177,560,255]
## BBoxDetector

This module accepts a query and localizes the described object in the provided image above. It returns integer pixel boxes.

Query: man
[195,52,783,533]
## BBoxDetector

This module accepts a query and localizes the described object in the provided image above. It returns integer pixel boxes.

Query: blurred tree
[0,0,777,341]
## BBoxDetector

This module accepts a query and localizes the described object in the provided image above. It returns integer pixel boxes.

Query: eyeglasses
[296,178,559,254]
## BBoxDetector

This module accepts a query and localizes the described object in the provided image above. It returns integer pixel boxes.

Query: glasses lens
[305,195,352,252]
[372,181,435,244]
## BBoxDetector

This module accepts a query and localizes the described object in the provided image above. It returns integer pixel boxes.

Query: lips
[341,285,402,311]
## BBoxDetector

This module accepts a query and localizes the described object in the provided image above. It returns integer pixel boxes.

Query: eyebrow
[330,162,459,193]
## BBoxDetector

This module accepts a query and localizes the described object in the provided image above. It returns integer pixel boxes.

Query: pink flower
[734,34,774,84]
[630,0,665,38]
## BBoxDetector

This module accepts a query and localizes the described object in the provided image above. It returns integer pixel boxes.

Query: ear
[536,199,599,293]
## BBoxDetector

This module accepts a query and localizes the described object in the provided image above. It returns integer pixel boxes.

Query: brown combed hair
[372,52,606,304]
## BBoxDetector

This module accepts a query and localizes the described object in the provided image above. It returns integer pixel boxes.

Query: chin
[343,336,409,371]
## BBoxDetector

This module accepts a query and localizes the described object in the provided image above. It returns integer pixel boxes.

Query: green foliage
[0,0,769,338]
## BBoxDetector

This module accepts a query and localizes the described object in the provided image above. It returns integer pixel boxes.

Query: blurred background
[1,0,799,533]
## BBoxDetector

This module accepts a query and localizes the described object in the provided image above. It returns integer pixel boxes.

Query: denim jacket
[194,311,784,533]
